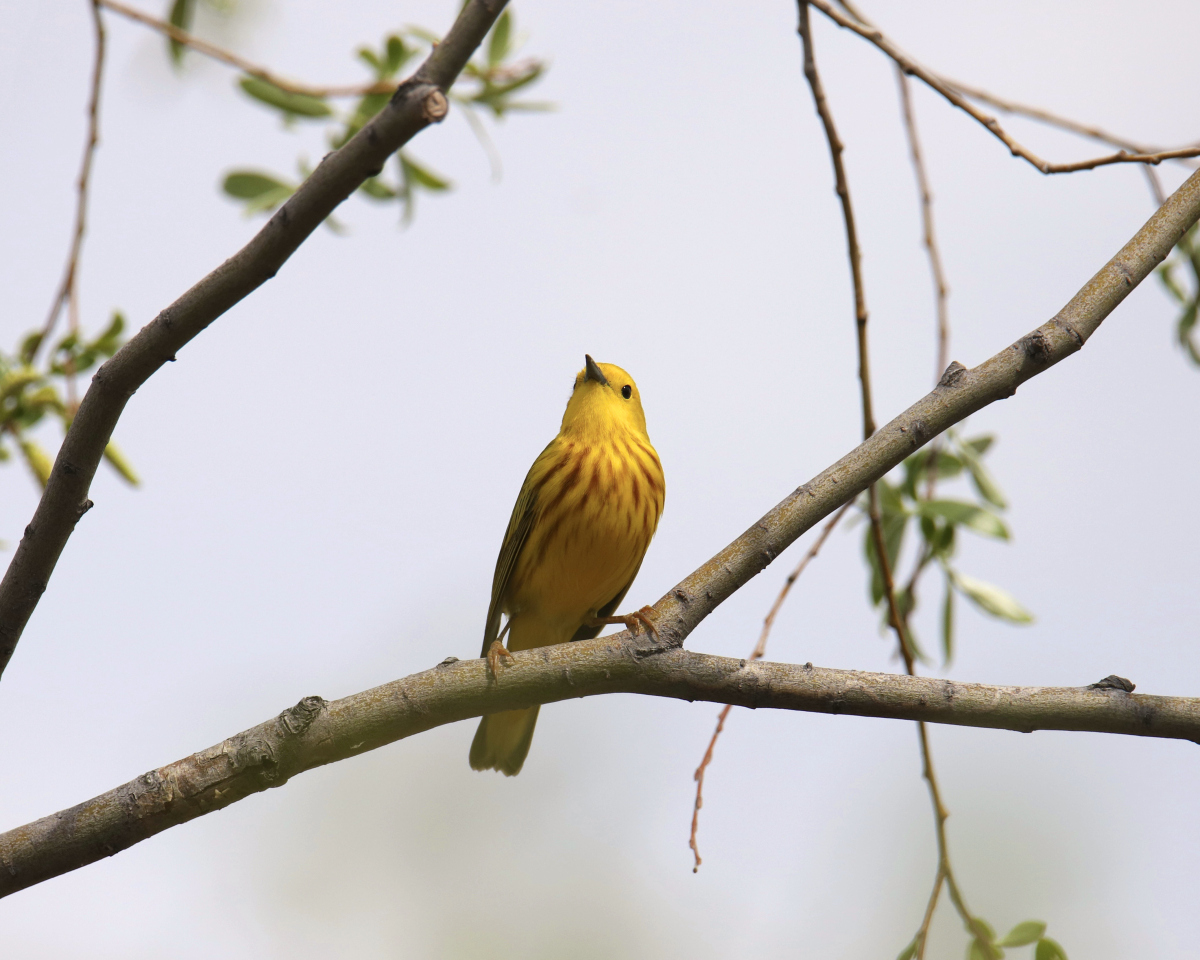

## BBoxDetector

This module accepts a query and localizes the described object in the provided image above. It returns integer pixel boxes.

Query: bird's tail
[469,706,540,776]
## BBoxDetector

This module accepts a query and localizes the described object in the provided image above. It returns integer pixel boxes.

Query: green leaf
[941,572,955,663]
[895,940,917,960]
[222,171,295,215]
[167,0,195,65]
[902,448,964,498]
[25,386,64,415]
[1034,938,1068,960]
[222,171,289,199]
[956,441,1008,509]
[963,434,995,457]
[917,499,1009,540]
[19,332,43,366]
[385,35,413,75]
[238,76,331,118]
[90,311,125,356]
[931,518,956,559]
[357,47,383,74]
[950,571,1034,624]
[103,441,140,486]
[974,918,997,943]
[1,368,42,401]
[967,940,991,960]
[877,477,907,518]
[1159,261,1187,304]
[359,177,398,200]
[400,153,452,190]
[18,437,53,489]
[488,10,512,66]
[996,921,1046,948]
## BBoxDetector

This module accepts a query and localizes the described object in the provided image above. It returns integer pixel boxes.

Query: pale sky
[2,1,1199,957]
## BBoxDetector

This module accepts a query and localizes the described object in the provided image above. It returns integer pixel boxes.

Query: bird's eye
[621,384,632,400]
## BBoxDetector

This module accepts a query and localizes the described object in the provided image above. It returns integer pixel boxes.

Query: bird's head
[561,354,649,438]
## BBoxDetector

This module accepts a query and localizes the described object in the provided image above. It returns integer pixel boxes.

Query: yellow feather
[469,359,665,775]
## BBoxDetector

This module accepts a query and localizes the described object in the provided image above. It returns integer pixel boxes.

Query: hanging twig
[810,0,1200,175]
[37,0,107,370]
[688,501,851,872]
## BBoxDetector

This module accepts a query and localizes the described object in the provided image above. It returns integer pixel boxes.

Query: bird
[469,355,666,776]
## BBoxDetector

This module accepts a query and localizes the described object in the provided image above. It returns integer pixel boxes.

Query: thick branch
[644,166,1200,652]
[2,637,1197,898]
[5,167,1200,897]
[0,0,509,680]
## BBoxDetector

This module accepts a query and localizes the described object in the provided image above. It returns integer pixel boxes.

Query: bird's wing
[567,559,644,644]
[480,447,550,657]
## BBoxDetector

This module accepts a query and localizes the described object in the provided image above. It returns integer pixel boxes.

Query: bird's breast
[507,433,664,625]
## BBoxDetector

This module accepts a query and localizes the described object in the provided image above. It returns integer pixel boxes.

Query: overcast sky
[2,1,1199,957]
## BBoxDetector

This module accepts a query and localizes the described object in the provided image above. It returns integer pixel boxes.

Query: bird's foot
[486,640,514,678]
[589,605,660,640]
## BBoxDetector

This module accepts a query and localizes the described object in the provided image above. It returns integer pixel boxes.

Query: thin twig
[798,1,874,438]
[37,0,106,367]
[810,0,1200,175]
[895,68,950,382]
[98,0,393,98]
[941,80,1185,208]
[688,501,851,872]
[943,76,1200,163]
[804,6,985,954]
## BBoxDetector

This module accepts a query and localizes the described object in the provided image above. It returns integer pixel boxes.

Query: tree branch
[5,165,1200,898]
[941,74,1199,168]
[0,0,511,681]
[798,1,874,439]
[37,0,106,364]
[811,0,1200,174]
[98,0,394,98]
[2,638,1197,899]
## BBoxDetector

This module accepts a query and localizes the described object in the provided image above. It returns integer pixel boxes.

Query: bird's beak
[584,354,609,386]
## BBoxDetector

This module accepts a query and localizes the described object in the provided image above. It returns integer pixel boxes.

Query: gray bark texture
[0,0,511,681]
[2,641,1198,899]
[3,166,1200,898]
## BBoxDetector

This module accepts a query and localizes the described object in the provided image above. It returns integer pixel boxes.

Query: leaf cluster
[897,919,1066,960]
[219,10,549,226]
[862,430,1032,663]
[0,316,138,491]
[1157,222,1200,365]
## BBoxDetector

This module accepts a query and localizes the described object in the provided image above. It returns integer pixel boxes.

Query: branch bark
[812,0,1200,174]
[99,0,397,98]
[4,165,1200,898]
[0,0,510,681]
[3,637,1198,899]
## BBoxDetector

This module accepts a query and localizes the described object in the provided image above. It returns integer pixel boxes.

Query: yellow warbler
[469,355,666,775]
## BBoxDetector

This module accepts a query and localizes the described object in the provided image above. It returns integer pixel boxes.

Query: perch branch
[4,75,1198,908]
[2,640,1197,899]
